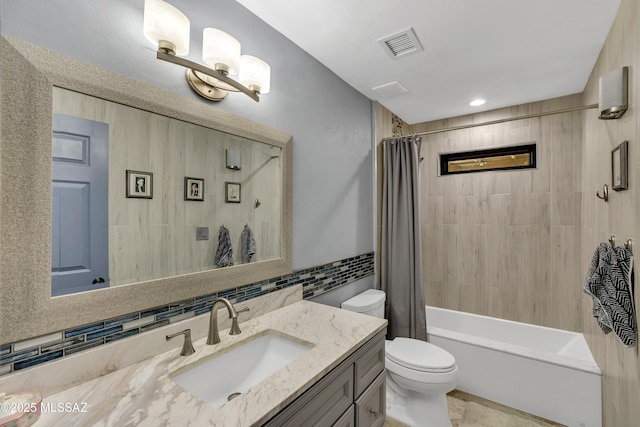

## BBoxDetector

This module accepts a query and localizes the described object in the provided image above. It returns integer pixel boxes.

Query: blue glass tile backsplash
[0,252,374,376]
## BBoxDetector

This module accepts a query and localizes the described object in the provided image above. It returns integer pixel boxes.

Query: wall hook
[596,184,609,202]
[255,199,261,208]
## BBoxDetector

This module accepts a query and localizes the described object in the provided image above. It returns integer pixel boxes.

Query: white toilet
[341,289,457,427]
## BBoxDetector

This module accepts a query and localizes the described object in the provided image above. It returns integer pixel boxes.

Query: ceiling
[236,0,621,124]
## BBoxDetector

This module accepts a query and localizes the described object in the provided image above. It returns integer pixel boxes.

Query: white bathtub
[426,306,601,427]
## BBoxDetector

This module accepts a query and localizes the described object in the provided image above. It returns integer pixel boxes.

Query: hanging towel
[214,226,234,268]
[583,242,636,347]
[240,225,256,263]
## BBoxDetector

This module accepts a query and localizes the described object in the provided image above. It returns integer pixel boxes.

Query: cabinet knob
[369,409,378,417]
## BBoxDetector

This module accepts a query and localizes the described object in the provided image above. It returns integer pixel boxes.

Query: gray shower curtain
[381,136,427,341]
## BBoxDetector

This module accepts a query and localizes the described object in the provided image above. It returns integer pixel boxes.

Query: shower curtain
[381,136,427,341]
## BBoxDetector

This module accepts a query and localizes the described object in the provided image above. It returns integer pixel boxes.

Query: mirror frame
[0,36,293,345]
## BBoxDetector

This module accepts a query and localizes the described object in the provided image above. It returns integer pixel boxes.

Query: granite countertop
[33,300,387,426]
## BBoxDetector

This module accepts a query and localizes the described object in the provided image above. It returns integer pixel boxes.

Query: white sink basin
[171,332,312,407]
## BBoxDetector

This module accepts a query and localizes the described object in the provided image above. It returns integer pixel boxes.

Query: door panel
[51,114,109,296]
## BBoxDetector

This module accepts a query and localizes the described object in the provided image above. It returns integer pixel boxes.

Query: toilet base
[386,375,452,427]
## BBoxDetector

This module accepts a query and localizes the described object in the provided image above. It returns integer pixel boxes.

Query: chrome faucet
[207,298,242,345]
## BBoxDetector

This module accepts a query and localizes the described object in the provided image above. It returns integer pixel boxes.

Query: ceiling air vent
[378,28,424,60]
[371,81,408,98]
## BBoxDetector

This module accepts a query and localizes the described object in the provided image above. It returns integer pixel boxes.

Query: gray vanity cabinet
[355,371,385,426]
[263,330,386,427]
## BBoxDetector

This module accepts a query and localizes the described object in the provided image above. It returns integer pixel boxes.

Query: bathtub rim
[425,307,601,376]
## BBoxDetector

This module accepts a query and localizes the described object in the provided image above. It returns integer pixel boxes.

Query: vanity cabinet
[354,370,385,426]
[263,329,386,427]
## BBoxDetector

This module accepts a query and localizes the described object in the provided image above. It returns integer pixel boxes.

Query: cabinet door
[354,333,385,397]
[355,372,386,427]
[264,365,354,426]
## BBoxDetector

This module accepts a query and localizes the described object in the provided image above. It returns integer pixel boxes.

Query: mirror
[52,88,282,296]
[0,36,292,344]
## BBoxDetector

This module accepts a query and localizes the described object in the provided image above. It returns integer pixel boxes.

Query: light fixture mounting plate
[185,69,228,101]
[156,50,260,102]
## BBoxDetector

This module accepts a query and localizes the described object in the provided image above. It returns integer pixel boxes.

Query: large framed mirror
[0,36,292,344]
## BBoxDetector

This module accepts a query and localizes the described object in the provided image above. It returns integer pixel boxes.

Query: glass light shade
[202,28,241,75]
[143,0,190,56]
[239,55,271,94]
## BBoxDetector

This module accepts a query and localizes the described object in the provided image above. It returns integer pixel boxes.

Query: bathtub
[426,306,602,427]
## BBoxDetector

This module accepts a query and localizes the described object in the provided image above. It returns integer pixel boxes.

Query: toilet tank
[341,289,385,318]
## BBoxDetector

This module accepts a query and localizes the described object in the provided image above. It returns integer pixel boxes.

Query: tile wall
[0,252,374,377]
[580,0,640,425]
[410,94,584,331]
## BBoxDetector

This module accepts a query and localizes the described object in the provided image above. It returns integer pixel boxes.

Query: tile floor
[384,390,565,427]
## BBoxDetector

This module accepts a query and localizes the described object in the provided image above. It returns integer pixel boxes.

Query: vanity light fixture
[143,0,270,102]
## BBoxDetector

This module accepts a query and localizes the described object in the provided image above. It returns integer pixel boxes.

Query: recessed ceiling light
[470,99,486,107]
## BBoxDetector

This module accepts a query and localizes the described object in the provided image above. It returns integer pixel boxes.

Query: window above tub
[440,143,536,175]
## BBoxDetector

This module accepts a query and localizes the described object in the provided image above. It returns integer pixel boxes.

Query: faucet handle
[230,306,249,335]
[166,329,196,356]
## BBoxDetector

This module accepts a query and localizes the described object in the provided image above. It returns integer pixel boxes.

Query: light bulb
[143,0,190,56]
[239,55,270,94]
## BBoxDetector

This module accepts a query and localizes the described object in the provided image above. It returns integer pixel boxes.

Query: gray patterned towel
[583,242,636,347]
[214,225,234,268]
[240,225,256,263]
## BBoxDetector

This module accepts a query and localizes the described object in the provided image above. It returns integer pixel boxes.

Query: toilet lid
[386,338,456,373]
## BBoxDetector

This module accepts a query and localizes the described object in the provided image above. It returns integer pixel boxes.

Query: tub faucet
[207,298,242,345]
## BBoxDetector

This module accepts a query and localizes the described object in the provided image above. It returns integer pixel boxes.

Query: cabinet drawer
[354,332,385,397]
[264,364,354,427]
[355,371,386,427]
[333,405,355,427]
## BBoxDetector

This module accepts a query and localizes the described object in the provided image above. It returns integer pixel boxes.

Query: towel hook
[596,184,609,202]
[609,236,633,254]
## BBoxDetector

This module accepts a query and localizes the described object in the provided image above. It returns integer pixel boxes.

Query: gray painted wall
[0,0,374,270]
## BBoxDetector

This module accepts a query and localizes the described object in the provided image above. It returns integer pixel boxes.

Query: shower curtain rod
[391,103,598,139]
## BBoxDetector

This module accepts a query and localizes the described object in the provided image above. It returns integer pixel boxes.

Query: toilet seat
[386,338,456,373]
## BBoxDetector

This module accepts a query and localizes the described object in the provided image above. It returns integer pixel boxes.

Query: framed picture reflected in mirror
[126,170,153,199]
[225,182,241,203]
[185,177,204,201]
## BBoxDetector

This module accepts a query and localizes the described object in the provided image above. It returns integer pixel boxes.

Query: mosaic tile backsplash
[0,252,374,377]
